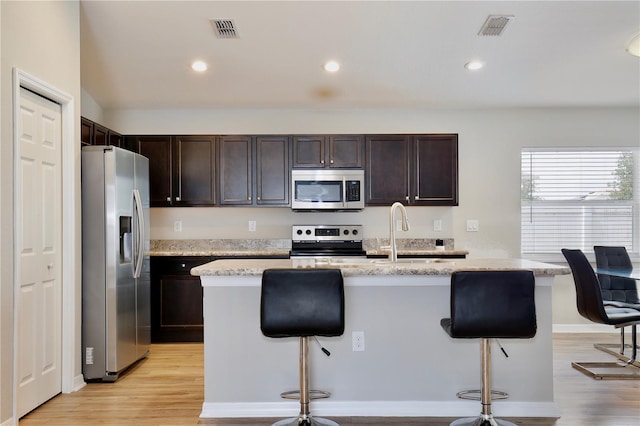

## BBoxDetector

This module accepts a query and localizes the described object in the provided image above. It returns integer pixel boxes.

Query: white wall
[108,107,639,256]
[106,107,640,330]
[1,1,81,423]
[80,88,104,124]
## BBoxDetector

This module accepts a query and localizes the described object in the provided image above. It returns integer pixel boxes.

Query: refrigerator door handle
[132,189,145,279]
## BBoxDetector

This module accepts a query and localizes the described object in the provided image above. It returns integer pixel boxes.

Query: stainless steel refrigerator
[81,146,150,381]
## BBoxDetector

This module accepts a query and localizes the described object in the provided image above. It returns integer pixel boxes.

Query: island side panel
[201,274,554,416]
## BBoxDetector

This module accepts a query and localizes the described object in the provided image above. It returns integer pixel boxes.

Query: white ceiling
[80,0,640,110]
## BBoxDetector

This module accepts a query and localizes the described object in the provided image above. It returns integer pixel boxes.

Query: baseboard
[72,374,86,392]
[200,400,560,419]
[1,417,15,426]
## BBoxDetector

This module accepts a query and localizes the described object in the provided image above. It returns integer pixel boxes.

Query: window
[521,149,638,257]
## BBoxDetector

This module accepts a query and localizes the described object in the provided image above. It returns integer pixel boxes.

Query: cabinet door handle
[330,159,334,164]
[415,195,418,200]
[321,160,325,165]
[405,196,410,201]
[248,196,252,201]
[166,196,171,202]
[176,197,181,202]
[180,263,186,268]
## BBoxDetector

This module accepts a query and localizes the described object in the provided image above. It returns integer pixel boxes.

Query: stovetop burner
[290,225,365,258]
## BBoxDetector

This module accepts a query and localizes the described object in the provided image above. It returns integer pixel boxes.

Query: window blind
[521,149,637,255]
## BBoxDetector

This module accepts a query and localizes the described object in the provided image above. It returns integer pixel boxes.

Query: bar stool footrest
[450,416,517,426]
[280,389,331,400]
[272,416,339,426]
[456,389,509,401]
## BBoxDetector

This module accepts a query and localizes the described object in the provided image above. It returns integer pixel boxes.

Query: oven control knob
[343,229,349,236]
[352,229,359,236]
[305,229,312,235]
[296,229,303,235]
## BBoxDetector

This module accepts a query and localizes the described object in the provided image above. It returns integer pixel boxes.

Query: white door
[16,87,62,417]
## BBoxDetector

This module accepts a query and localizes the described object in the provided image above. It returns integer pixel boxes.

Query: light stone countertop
[191,257,569,278]
[150,238,468,258]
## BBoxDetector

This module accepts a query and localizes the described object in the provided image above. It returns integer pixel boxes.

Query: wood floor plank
[19,334,640,425]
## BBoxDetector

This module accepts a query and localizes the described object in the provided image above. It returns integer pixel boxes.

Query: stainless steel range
[290,225,365,258]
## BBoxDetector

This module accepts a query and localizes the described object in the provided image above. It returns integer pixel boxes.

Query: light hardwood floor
[20,333,640,425]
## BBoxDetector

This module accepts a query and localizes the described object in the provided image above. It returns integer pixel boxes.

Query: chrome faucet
[381,202,410,261]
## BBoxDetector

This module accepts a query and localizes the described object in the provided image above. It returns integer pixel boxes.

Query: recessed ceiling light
[626,33,640,57]
[464,61,484,71]
[191,60,208,72]
[323,60,340,73]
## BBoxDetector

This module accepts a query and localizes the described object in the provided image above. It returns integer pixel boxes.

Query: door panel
[365,135,410,204]
[174,136,216,205]
[17,88,62,417]
[256,136,290,205]
[219,136,252,205]
[136,136,172,206]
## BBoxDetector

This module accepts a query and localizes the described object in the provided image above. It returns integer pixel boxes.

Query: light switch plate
[248,220,256,232]
[433,219,442,231]
[466,219,479,232]
[174,220,182,232]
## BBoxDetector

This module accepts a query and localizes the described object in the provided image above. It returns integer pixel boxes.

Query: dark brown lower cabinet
[151,256,212,342]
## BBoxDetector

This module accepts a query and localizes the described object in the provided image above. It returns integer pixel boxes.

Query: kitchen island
[192,258,568,420]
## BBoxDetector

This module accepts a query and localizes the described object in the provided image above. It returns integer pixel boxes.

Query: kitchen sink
[323,258,455,267]
[370,258,433,265]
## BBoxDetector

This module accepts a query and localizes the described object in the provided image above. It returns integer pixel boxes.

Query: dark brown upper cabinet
[173,135,217,206]
[366,134,458,206]
[131,135,217,207]
[293,135,363,168]
[219,136,253,205]
[133,136,174,207]
[365,135,411,205]
[255,135,290,206]
[109,130,122,148]
[81,117,93,146]
[93,123,109,146]
[81,117,123,149]
[413,134,458,205]
[219,135,291,206]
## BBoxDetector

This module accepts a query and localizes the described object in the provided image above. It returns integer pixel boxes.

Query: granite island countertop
[191,257,569,278]
[150,238,469,258]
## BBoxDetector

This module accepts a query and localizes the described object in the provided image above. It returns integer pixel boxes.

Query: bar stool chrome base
[272,337,340,426]
[450,339,514,426]
[272,416,339,426]
[450,415,517,426]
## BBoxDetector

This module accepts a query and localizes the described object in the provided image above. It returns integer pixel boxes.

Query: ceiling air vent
[211,19,238,39]
[478,15,514,36]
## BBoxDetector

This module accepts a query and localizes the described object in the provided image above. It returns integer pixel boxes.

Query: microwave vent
[478,15,514,36]
[211,19,239,39]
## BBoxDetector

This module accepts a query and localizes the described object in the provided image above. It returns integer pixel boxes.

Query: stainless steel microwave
[291,169,365,211]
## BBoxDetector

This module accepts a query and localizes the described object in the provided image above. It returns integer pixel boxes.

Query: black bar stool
[261,268,345,426]
[440,270,536,426]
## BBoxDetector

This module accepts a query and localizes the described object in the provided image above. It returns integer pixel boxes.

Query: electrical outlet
[248,220,256,232]
[352,331,365,351]
[466,219,479,232]
[174,220,182,232]
[433,219,442,231]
